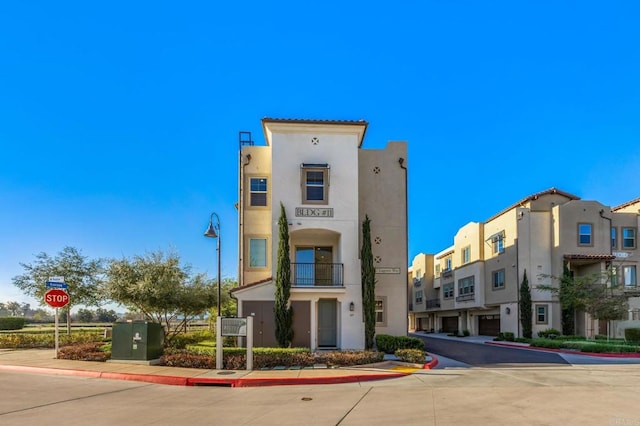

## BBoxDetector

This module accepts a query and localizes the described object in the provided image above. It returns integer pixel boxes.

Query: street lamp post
[204,212,221,316]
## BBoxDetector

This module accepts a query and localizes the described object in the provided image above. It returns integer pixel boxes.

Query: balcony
[425,299,441,309]
[456,294,475,302]
[291,263,344,287]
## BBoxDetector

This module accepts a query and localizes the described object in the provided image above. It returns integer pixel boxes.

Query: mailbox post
[216,317,253,370]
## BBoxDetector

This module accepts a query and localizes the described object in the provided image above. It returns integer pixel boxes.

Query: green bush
[375,334,396,353]
[0,331,103,349]
[375,334,423,354]
[529,338,566,349]
[462,329,470,337]
[537,328,561,339]
[166,330,214,349]
[0,317,26,330]
[160,347,384,370]
[625,328,640,344]
[496,332,515,342]
[395,349,425,364]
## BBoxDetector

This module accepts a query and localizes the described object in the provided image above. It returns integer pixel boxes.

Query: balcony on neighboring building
[291,263,344,287]
[425,299,441,309]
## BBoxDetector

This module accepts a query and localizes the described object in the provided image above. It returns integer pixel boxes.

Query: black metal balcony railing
[456,294,475,302]
[425,299,441,309]
[291,263,344,287]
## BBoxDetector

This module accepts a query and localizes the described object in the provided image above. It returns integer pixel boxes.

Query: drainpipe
[239,153,251,288]
[399,157,409,335]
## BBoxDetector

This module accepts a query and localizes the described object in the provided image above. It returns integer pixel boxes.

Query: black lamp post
[204,212,221,316]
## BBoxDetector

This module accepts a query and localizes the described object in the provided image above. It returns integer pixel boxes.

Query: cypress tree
[274,202,293,347]
[519,269,532,339]
[560,263,575,336]
[361,215,376,350]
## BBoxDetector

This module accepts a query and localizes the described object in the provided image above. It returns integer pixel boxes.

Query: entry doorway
[317,299,337,348]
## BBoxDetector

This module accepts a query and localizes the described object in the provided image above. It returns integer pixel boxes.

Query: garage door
[479,315,501,336]
[441,316,458,333]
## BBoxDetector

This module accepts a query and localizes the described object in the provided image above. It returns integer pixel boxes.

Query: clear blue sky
[1,1,639,309]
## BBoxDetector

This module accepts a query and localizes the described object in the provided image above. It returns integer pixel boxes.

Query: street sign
[45,289,69,308]
[46,281,68,289]
[48,276,65,283]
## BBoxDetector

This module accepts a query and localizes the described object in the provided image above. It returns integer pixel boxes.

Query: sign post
[45,277,68,358]
[217,317,252,370]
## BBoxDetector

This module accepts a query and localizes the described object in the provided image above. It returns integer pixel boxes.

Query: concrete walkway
[0,348,423,387]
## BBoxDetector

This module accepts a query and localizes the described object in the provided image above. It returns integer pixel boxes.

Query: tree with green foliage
[540,266,628,337]
[559,263,576,335]
[519,270,532,339]
[95,308,118,323]
[12,246,106,333]
[361,215,376,350]
[274,202,293,347]
[207,278,238,324]
[76,308,95,323]
[104,250,216,346]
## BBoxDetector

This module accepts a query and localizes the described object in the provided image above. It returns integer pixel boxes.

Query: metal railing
[291,263,344,287]
[425,299,441,309]
[456,294,475,302]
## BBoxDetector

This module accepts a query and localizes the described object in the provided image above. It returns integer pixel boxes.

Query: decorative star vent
[374,237,382,245]
[311,137,320,145]
[373,166,381,174]
[374,256,382,264]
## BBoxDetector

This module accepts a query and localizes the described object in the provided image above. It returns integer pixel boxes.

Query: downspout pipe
[399,157,409,335]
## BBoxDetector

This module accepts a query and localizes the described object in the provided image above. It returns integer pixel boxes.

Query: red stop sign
[45,289,69,308]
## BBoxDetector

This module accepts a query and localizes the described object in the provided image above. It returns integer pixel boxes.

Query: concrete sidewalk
[0,348,429,387]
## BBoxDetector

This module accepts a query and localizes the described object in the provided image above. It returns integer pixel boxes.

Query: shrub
[0,331,102,349]
[462,329,470,337]
[395,349,425,364]
[496,332,515,342]
[0,317,26,330]
[166,330,214,349]
[58,343,110,362]
[375,334,423,354]
[537,328,561,339]
[625,328,640,344]
[530,338,567,350]
[375,334,396,353]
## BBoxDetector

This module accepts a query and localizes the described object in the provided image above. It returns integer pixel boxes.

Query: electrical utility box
[111,321,164,361]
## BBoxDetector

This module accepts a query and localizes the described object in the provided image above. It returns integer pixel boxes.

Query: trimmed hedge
[375,334,424,354]
[395,349,425,364]
[0,317,26,330]
[0,331,103,349]
[161,347,384,370]
[58,343,110,362]
[625,328,640,344]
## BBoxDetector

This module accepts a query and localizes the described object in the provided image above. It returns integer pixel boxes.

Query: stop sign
[45,289,69,308]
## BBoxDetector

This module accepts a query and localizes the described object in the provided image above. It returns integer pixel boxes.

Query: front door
[317,299,337,348]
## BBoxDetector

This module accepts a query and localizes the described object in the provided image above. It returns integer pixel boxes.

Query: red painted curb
[423,355,439,369]
[0,364,406,388]
[486,341,640,358]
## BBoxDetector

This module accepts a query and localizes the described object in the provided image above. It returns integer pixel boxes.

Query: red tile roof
[612,197,640,212]
[230,277,273,293]
[485,187,580,223]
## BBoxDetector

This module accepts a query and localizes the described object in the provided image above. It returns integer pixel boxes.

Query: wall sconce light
[349,302,355,312]
[506,307,511,315]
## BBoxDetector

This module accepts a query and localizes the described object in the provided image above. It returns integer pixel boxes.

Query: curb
[423,354,439,369]
[486,341,640,358]
[0,364,407,388]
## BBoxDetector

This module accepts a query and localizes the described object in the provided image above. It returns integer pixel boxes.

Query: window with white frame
[443,283,454,299]
[375,297,386,325]
[578,223,593,246]
[248,238,267,268]
[492,232,505,254]
[249,177,268,207]
[535,304,548,324]
[445,256,452,271]
[611,227,617,249]
[301,164,329,204]
[462,246,471,264]
[623,227,637,249]
[492,269,505,290]
[624,266,637,287]
[415,290,423,303]
[610,266,618,287]
[458,276,474,295]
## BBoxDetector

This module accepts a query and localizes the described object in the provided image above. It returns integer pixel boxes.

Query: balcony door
[295,246,332,286]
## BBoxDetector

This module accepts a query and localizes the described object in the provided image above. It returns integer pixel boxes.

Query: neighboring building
[408,188,639,338]
[232,118,408,350]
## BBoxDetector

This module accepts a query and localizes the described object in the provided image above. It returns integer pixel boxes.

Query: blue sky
[1,1,639,309]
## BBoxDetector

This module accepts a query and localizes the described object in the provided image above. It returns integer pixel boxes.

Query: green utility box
[111,321,164,361]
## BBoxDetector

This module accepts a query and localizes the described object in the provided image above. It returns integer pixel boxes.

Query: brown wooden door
[291,301,311,348]
[243,301,277,347]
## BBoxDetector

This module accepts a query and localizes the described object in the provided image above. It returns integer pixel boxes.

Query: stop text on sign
[45,289,69,308]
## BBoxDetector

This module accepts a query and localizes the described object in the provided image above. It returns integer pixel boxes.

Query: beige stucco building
[409,188,639,338]
[232,118,408,350]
